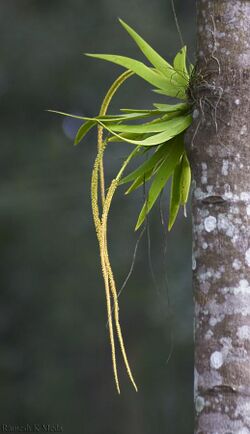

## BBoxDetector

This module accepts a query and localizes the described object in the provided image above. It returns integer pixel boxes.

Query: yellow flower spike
[99,230,121,394]
[97,147,139,392]
[91,145,121,393]
[101,180,138,392]
[97,124,106,207]
[90,70,137,393]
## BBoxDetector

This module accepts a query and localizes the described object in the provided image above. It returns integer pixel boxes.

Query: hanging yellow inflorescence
[90,70,138,393]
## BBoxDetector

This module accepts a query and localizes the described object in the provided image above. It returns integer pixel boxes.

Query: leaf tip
[134,220,141,231]
[118,18,128,28]
[168,220,174,231]
[135,211,144,231]
[183,205,187,218]
[84,52,95,58]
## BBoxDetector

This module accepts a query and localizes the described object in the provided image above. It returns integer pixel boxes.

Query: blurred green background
[1,0,196,433]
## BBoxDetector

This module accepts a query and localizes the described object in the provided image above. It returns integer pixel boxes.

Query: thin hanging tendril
[91,70,139,393]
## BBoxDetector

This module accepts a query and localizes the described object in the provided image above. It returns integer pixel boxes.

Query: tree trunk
[189,1,250,433]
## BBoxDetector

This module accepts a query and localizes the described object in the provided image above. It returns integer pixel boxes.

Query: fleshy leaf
[119,19,175,79]
[97,112,160,122]
[48,109,93,121]
[135,135,184,230]
[108,132,147,143]
[85,53,185,99]
[120,144,167,185]
[180,151,191,206]
[173,46,189,83]
[119,108,160,114]
[152,86,187,100]
[125,168,155,194]
[168,158,182,231]
[74,120,96,145]
[107,115,186,134]
[153,102,189,112]
[131,115,192,146]
[48,109,160,124]
[95,114,191,146]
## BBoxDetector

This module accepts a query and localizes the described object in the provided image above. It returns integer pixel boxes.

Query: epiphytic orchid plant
[50,19,193,393]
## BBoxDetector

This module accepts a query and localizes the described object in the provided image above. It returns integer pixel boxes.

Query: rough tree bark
[188,1,250,433]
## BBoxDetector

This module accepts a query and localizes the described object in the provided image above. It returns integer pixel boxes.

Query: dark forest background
[1,1,196,433]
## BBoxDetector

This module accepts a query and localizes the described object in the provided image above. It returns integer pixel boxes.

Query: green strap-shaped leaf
[74,120,96,145]
[49,104,191,149]
[48,109,160,123]
[120,144,167,185]
[97,112,160,122]
[95,114,191,147]
[152,86,187,100]
[125,167,155,194]
[119,19,175,78]
[85,53,185,99]
[108,132,147,143]
[131,115,192,146]
[107,114,186,134]
[135,136,184,230]
[168,158,183,231]
[173,46,189,83]
[47,109,93,121]
[180,152,191,206]
[153,102,189,112]
[62,112,191,148]
[119,108,160,114]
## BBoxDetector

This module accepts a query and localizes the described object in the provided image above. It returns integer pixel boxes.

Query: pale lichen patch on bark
[210,351,224,369]
[232,259,242,271]
[236,428,250,434]
[204,215,217,232]
[201,162,208,184]
[192,255,197,271]
[240,125,247,136]
[245,248,250,267]
[237,325,250,341]
[217,213,236,238]
[195,395,205,413]
[205,329,214,340]
[222,160,229,176]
